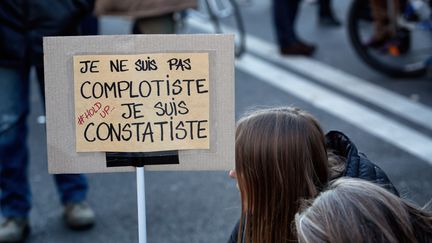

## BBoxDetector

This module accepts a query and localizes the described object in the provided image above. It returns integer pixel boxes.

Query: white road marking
[187,17,432,131]
[236,54,432,165]
[245,36,432,132]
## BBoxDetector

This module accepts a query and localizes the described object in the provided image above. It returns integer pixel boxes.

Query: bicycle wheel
[347,0,430,78]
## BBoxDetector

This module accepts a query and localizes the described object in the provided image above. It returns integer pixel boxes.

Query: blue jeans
[0,65,88,218]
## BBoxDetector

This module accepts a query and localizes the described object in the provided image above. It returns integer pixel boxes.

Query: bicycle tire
[347,0,427,78]
[205,0,246,57]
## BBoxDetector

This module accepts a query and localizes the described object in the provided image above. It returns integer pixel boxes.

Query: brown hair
[295,178,432,243]
[235,107,329,242]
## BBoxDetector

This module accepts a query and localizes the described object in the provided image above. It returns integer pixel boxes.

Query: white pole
[136,166,147,243]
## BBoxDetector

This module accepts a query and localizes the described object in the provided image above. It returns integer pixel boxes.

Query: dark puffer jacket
[326,130,399,196]
[228,130,399,243]
[0,0,93,67]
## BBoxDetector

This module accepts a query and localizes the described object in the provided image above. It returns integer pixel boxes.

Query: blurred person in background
[0,1,96,242]
[295,178,432,243]
[94,0,197,34]
[273,0,340,56]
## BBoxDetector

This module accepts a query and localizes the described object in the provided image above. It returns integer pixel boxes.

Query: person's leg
[80,13,99,36]
[132,13,175,34]
[273,0,300,48]
[53,175,88,205]
[34,64,93,229]
[368,0,392,46]
[318,0,341,26]
[34,65,89,205]
[35,62,45,111]
[319,0,331,16]
[54,173,94,230]
[273,0,316,55]
[54,174,94,230]
[0,66,31,219]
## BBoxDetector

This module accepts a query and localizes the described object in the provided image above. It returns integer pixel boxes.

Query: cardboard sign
[43,34,235,173]
[73,53,210,152]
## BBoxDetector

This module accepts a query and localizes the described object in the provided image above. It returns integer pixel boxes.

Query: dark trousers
[320,0,332,17]
[273,0,300,47]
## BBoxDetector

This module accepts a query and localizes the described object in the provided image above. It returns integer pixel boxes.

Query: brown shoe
[280,41,316,56]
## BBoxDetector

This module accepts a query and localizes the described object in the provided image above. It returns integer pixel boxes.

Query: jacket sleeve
[357,152,400,196]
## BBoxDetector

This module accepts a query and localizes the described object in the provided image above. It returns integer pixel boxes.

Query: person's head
[295,178,432,243]
[235,107,329,242]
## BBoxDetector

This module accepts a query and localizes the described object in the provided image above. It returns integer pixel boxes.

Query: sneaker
[63,202,95,230]
[280,41,316,56]
[0,218,30,243]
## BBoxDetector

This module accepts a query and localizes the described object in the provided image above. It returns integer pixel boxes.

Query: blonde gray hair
[295,178,432,243]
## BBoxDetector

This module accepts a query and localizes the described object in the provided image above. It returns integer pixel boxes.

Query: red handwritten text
[77,102,102,125]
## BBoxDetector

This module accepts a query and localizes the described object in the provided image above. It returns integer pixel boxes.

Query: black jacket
[228,130,398,243]
[0,0,93,67]
[325,130,399,196]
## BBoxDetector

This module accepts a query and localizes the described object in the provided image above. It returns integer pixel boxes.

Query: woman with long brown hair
[228,107,398,243]
[295,178,432,243]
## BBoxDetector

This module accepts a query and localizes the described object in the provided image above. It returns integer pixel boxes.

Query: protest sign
[73,53,210,152]
[44,34,234,173]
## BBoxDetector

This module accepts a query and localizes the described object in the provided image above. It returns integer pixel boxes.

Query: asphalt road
[8,0,432,242]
